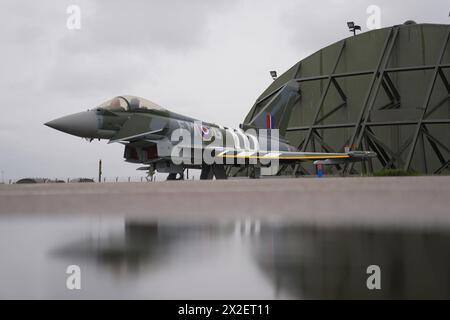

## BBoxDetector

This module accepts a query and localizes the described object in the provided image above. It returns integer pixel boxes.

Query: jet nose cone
[45,111,99,138]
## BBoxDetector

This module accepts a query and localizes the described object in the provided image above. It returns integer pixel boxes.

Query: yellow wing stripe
[217,155,350,160]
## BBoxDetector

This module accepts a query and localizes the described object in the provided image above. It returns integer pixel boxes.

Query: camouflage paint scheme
[45,95,375,179]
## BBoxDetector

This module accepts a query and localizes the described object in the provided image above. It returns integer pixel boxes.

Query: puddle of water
[0,215,450,299]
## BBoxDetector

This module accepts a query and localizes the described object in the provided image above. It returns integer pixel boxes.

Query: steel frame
[235,25,450,177]
[277,26,450,175]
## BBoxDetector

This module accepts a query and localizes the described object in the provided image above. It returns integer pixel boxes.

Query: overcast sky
[0,0,448,181]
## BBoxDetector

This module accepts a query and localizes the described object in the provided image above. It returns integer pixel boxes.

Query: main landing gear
[200,164,227,180]
[166,172,184,180]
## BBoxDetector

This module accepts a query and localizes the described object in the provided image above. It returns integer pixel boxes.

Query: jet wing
[215,150,376,163]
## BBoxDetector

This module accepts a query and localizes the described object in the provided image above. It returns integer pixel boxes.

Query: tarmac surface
[1,176,449,228]
[1,176,450,299]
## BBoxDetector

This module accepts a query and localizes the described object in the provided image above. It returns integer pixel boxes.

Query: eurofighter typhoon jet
[45,95,376,180]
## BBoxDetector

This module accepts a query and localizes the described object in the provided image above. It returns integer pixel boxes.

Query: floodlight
[270,70,277,80]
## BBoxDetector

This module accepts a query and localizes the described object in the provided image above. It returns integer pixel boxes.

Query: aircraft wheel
[213,165,227,180]
[200,165,214,180]
[166,173,178,180]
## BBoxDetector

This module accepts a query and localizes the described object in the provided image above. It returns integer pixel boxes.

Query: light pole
[98,160,102,183]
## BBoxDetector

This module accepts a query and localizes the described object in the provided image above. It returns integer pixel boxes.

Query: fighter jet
[45,95,376,180]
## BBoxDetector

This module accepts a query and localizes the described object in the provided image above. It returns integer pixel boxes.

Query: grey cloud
[282,0,450,59]
[43,0,236,97]
[59,0,235,52]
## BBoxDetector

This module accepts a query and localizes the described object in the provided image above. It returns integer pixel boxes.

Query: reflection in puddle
[1,216,450,299]
[252,225,450,299]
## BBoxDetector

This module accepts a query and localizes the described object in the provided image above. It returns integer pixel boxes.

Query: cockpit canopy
[95,95,166,112]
